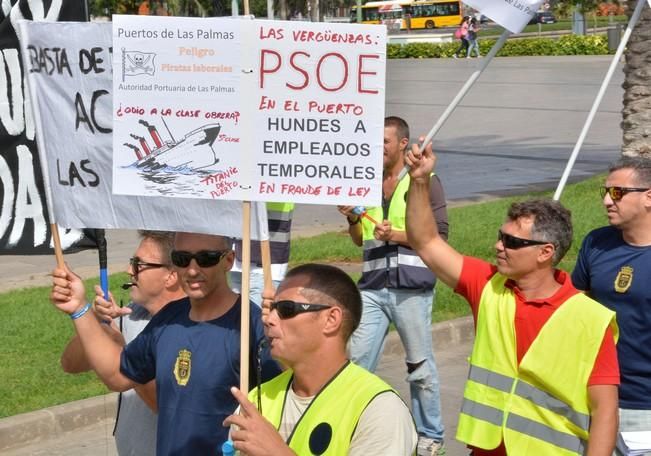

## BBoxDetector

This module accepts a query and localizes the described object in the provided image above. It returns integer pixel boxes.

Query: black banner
[0,0,98,254]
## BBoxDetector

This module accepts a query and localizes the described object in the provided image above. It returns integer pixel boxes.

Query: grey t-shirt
[114,303,157,456]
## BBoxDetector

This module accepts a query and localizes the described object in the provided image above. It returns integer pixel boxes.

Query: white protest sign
[19,20,268,239]
[111,16,386,207]
[113,15,248,201]
[251,20,386,205]
[464,0,544,33]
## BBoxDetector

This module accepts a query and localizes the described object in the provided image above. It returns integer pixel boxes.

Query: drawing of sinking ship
[124,119,221,171]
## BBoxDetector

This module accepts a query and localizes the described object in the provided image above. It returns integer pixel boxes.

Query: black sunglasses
[129,256,168,280]
[600,186,649,202]
[497,230,549,250]
[270,300,332,319]
[170,250,229,268]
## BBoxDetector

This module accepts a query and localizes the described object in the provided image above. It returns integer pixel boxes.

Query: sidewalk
[0,317,475,456]
[0,54,622,454]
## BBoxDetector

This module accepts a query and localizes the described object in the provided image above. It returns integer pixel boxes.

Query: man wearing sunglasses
[224,263,418,455]
[59,230,183,456]
[50,232,281,456]
[572,157,651,447]
[339,116,448,456]
[404,143,619,456]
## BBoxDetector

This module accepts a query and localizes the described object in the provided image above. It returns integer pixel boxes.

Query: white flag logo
[123,50,155,77]
[464,0,545,33]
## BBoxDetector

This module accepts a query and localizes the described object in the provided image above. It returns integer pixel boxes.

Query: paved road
[0,55,624,454]
[4,330,473,456]
[0,55,622,292]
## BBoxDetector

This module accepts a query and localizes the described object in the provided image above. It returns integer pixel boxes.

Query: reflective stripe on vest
[249,362,397,455]
[235,202,294,280]
[267,209,293,222]
[468,364,513,393]
[363,239,384,250]
[363,256,398,273]
[514,380,590,432]
[462,366,590,453]
[359,174,436,289]
[361,253,427,273]
[456,272,617,455]
[398,252,428,269]
[461,398,504,427]
[506,414,586,454]
[466,364,590,433]
[232,260,288,281]
[269,231,290,243]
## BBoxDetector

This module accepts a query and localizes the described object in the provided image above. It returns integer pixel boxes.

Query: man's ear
[643,189,651,209]
[400,137,409,153]
[223,250,235,271]
[165,269,179,288]
[537,243,556,265]
[323,306,344,337]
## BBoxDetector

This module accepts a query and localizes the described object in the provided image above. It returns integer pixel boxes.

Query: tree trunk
[621,1,651,157]
[279,0,288,19]
[309,0,319,21]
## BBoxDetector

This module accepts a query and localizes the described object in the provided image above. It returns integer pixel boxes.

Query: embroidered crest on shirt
[174,349,192,386]
[614,266,633,293]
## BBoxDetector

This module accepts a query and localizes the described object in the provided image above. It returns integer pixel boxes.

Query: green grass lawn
[0,174,609,418]
[0,272,132,418]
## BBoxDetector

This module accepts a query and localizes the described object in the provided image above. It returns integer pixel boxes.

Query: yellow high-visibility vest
[249,362,396,455]
[235,202,294,279]
[361,174,435,289]
[456,273,618,455]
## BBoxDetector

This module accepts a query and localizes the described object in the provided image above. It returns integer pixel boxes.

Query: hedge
[387,35,610,59]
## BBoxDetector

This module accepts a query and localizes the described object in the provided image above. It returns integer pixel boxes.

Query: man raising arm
[404,142,619,456]
[338,116,448,455]
[51,232,280,455]
[59,231,183,455]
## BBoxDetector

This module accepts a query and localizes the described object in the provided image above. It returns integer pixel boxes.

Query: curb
[384,316,474,358]
[0,393,118,452]
[0,316,474,452]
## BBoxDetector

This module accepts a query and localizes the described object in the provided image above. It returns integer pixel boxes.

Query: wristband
[70,302,92,321]
[347,216,360,226]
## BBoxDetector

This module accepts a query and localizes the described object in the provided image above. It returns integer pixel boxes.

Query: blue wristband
[70,302,92,320]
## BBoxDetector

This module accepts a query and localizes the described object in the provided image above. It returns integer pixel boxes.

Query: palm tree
[621,2,651,157]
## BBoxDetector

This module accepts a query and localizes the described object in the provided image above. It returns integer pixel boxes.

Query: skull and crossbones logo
[126,52,154,73]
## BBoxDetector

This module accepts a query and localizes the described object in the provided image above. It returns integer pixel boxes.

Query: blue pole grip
[221,439,236,456]
[100,268,109,300]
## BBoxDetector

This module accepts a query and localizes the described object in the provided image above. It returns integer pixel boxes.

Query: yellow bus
[350,0,462,29]
[350,1,383,24]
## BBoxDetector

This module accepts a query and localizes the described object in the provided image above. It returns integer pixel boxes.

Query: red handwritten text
[205,111,241,124]
[259,51,379,94]
[200,166,239,185]
[259,26,284,40]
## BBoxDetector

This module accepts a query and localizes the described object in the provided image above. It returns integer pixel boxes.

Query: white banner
[464,0,545,33]
[18,21,268,240]
[250,20,386,205]
[112,16,386,206]
[112,16,249,202]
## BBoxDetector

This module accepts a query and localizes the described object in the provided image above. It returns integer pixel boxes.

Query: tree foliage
[88,0,246,17]
[88,0,352,19]
[554,0,622,15]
